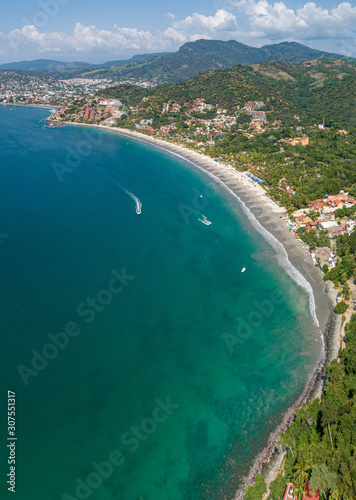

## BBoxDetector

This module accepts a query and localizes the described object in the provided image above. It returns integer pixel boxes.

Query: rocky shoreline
[235,306,339,499]
[49,120,340,500]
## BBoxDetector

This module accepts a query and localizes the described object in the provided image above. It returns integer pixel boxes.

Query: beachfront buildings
[292,194,356,237]
[283,483,320,500]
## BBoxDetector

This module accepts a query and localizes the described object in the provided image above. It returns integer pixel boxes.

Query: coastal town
[37,90,356,317]
[0,70,123,106]
[2,66,354,313]
[3,66,355,316]
[1,61,356,500]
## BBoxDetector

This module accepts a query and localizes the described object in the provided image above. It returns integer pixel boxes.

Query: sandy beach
[59,121,339,498]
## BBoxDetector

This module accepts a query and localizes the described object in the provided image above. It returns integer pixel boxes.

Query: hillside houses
[244,100,266,114]
[99,98,122,108]
[292,194,356,242]
[282,482,319,500]
[171,103,181,113]
[252,110,267,121]
[282,136,309,146]
[307,194,356,212]
[46,92,274,144]
[161,103,169,113]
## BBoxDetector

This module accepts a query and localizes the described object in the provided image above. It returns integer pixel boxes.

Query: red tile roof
[283,483,320,500]
[304,483,320,500]
[283,483,295,500]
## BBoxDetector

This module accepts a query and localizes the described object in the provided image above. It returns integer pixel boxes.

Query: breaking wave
[161,149,321,330]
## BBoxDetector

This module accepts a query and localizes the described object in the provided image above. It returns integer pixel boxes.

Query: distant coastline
[53,119,339,498]
[0,102,59,109]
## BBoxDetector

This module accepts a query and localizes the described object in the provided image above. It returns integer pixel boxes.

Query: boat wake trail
[110,180,142,215]
[124,189,142,215]
[163,149,321,330]
[198,214,212,225]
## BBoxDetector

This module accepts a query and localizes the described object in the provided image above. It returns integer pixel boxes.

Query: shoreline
[55,121,339,497]
[0,102,58,109]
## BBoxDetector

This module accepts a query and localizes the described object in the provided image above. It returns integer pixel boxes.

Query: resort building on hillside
[283,483,320,500]
[283,136,309,146]
[283,483,296,500]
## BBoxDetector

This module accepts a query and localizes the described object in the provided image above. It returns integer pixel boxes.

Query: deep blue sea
[0,106,320,500]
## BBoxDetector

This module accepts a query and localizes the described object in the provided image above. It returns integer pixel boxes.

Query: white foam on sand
[162,149,322,334]
[95,128,324,353]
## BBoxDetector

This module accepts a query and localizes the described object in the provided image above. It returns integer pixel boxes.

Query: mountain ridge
[100,58,356,128]
[0,53,170,72]
[1,40,353,83]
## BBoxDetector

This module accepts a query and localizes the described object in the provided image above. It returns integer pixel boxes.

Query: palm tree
[294,462,310,484]
[293,478,307,500]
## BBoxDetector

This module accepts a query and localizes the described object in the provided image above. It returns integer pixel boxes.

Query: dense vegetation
[224,126,356,210]
[263,314,356,500]
[102,59,356,126]
[101,59,356,209]
[46,39,353,84]
[323,232,356,288]
[242,316,356,499]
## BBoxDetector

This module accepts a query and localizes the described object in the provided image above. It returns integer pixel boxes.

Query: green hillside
[101,59,356,127]
[48,39,352,84]
[269,314,356,500]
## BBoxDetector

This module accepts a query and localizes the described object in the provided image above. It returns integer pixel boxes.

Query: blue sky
[0,0,355,63]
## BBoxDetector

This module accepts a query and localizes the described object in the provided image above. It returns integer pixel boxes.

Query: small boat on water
[241,268,246,273]
[198,215,212,225]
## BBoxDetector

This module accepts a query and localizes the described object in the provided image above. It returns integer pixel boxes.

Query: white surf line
[237,197,320,328]
[117,135,328,500]
[107,131,322,341]
[159,148,322,330]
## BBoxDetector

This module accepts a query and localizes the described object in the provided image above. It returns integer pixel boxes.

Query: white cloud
[0,2,355,60]
[229,0,356,41]
[0,22,163,56]
[163,9,240,43]
[0,10,242,58]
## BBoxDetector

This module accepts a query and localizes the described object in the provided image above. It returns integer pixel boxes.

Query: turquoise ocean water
[0,106,320,500]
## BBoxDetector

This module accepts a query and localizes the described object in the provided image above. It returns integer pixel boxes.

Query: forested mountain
[0,53,169,73]
[100,52,170,68]
[107,39,347,84]
[101,59,356,127]
[0,59,94,71]
[21,39,352,83]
